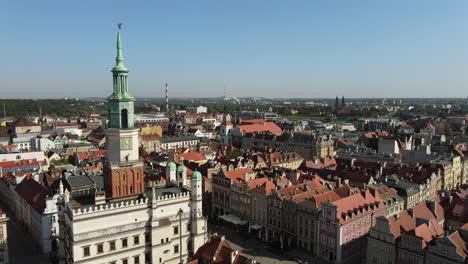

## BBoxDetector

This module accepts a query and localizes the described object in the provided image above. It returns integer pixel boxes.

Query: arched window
[121,109,128,128]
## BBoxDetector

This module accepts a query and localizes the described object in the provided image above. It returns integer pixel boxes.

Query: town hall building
[57,26,207,264]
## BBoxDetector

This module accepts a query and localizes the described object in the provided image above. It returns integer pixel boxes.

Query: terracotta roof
[15,178,54,213]
[309,190,342,209]
[333,189,384,224]
[448,229,468,257]
[247,177,267,190]
[363,131,390,138]
[13,118,39,127]
[338,138,355,145]
[225,168,255,186]
[399,124,414,129]
[221,121,233,126]
[439,192,468,224]
[76,150,106,162]
[192,235,233,264]
[305,157,337,169]
[422,123,435,130]
[251,180,277,195]
[238,122,282,134]
[388,202,444,240]
[175,152,206,163]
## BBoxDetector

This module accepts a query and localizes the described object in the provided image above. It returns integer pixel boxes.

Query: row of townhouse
[211,167,410,263]
[366,199,468,264]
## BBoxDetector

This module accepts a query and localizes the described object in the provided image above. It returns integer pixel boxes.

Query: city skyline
[2,0,468,99]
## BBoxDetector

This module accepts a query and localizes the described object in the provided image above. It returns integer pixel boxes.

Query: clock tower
[103,25,144,201]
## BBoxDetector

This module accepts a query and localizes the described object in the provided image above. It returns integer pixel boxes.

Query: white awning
[219,214,247,225]
[249,224,262,230]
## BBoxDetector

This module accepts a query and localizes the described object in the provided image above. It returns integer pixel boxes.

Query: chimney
[337,178,342,187]
[231,250,239,264]
[95,191,106,205]
[426,200,440,220]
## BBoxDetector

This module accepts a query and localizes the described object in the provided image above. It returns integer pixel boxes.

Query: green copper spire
[112,30,128,72]
[107,24,135,129]
[109,24,133,100]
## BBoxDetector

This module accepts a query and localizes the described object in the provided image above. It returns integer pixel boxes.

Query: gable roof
[332,189,384,224]
[15,178,54,213]
[192,235,233,264]
[238,122,282,134]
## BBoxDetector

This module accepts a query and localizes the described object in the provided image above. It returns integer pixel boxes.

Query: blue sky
[1,0,468,98]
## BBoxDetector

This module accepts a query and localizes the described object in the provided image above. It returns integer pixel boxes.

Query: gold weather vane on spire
[117,23,123,30]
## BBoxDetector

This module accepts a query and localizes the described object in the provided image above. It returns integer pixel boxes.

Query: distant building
[195,106,207,114]
[140,134,161,154]
[7,118,41,134]
[357,118,397,132]
[160,135,200,150]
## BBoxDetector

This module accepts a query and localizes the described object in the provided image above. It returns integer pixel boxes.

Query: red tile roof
[192,235,233,264]
[304,157,337,169]
[221,121,233,126]
[388,202,444,242]
[333,189,384,224]
[238,122,282,134]
[76,150,106,162]
[15,178,54,213]
[175,152,206,163]
[250,180,277,195]
[225,168,255,186]
[363,131,390,138]
[13,118,39,127]
[449,228,468,257]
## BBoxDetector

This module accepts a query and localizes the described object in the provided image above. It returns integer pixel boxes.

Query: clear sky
[1,0,468,99]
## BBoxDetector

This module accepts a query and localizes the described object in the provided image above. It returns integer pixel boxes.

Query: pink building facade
[318,189,386,263]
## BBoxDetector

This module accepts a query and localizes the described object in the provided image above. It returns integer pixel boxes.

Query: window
[83,246,90,257]
[134,256,140,264]
[352,224,355,231]
[134,235,140,245]
[97,244,103,254]
[320,235,326,245]
[161,239,164,244]
[122,238,128,248]
[173,226,179,235]
[345,226,349,233]
[109,241,116,251]
[145,253,151,262]
[122,259,128,264]
[174,245,179,254]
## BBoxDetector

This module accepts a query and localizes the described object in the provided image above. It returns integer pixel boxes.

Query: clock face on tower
[120,137,133,150]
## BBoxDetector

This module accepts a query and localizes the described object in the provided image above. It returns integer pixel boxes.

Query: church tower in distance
[103,26,144,201]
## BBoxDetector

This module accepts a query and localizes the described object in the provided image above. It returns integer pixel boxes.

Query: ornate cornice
[73,221,146,241]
